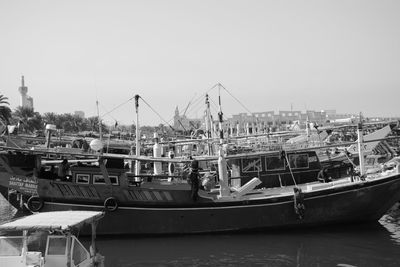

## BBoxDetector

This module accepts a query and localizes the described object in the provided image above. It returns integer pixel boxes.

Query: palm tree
[43,112,59,127]
[86,116,107,135]
[13,106,43,134]
[0,94,12,125]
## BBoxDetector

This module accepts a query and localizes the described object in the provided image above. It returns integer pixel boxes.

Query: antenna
[96,100,102,143]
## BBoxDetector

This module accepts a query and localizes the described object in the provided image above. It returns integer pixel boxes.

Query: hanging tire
[104,197,118,212]
[26,196,44,212]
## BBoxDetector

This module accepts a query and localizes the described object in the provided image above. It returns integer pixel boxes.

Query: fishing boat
[0,95,400,235]
[0,136,400,235]
[0,210,105,267]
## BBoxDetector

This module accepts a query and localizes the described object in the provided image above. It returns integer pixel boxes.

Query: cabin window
[93,174,119,185]
[265,156,285,171]
[288,154,309,169]
[109,175,119,185]
[72,237,89,265]
[93,174,105,184]
[0,237,23,256]
[76,174,90,184]
[47,236,67,255]
[242,157,262,173]
[308,155,318,163]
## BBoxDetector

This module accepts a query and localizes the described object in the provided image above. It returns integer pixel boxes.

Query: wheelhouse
[228,150,322,188]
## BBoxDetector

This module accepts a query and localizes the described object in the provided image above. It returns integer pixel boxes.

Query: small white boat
[0,210,105,267]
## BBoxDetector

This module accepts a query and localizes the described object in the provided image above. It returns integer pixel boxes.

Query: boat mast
[96,100,103,144]
[218,83,224,144]
[135,95,141,177]
[306,116,310,143]
[205,94,212,155]
[357,113,365,177]
[216,84,230,197]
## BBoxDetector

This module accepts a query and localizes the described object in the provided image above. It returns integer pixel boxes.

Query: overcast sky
[0,0,399,126]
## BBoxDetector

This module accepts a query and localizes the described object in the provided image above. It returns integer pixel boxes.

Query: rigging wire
[139,96,175,130]
[187,84,219,113]
[99,103,118,123]
[184,98,205,119]
[169,83,220,122]
[100,95,136,119]
[218,83,253,115]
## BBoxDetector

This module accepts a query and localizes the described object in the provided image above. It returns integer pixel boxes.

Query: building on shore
[18,76,34,109]
[173,105,357,137]
[224,109,356,136]
[74,111,85,118]
[172,104,398,138]
[173,106,202,134]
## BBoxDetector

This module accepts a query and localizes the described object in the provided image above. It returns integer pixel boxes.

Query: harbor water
[1,195,400,267]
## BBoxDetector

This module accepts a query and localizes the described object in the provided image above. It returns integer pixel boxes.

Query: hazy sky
[1,0,399,126]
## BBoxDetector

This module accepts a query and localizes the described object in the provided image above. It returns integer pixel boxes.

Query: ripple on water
[379,204,400,245]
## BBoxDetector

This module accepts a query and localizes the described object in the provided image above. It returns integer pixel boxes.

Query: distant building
[18,76,33,109]
[226,109,357,134]
[173,106,202,132]
[74,111,85,118]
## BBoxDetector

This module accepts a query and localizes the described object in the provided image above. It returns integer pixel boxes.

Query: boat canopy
[0,211,103,232]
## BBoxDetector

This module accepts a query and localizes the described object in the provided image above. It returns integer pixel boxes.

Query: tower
[18,76,33,109]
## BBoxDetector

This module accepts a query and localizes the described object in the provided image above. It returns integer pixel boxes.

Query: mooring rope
[282,150,298,187]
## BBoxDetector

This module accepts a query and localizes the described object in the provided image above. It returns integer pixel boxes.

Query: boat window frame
[75,174,90,184]
[93,174,105,185]
[109,175,119,185]
[241,156,262,173]
[93,174,119,185]
[265,155,286,171]
[0,236,24,256]
[71,236,90,266]
[288,153,309,169]
[46,236,67,256]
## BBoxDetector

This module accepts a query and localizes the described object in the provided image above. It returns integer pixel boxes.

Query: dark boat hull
[36,174,400,235]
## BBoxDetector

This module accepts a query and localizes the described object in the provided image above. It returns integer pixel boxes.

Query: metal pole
[66,232,72,267]
[91,221,97,264]
[96,100,103,144]
[357,117,365,177]
[135,95,141,179]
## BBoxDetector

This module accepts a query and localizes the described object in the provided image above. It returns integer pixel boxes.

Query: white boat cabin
[0,211,104,267]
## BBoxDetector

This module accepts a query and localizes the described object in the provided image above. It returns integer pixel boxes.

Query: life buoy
[26,196,44,212]
[104,197,118,212]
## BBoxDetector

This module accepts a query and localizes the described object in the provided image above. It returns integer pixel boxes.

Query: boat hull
[35,174,400,235]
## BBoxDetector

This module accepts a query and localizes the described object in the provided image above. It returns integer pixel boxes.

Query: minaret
[173,106,180,130]
[18,76,33,109]
[18,76,28,107]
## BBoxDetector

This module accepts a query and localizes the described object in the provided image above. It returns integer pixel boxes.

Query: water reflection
[97,214,400,267]
[380,205,400,245]
[2,195,400,267]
